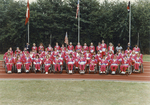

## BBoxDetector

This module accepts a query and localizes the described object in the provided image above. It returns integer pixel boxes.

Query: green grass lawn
[0,80,150,105]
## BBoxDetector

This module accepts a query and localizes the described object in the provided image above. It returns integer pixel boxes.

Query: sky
[15,0,136,3]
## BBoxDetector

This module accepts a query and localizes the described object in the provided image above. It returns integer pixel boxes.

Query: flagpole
[129,1,131,45]
[28,20,29,43]
[78,0,80,43]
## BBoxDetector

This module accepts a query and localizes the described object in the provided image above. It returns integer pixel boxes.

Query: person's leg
[120,65,123,72]
[58,64,60,71]
[68,64,70,70]
[71,64,73,70]
[55,64,57,71]
[45,66,49,72]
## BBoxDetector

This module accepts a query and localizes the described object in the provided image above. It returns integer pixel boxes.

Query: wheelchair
[99,65,109,75]
[89,64,97,74]
[5,64,14,74]
[32,64,43,74]
[119,65,132,75]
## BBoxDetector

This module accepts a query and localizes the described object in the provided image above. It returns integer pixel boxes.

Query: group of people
[3,40,143,74]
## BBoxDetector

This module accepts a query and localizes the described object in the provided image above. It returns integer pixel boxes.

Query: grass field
[0,54,150,61]
[0,80,150,105]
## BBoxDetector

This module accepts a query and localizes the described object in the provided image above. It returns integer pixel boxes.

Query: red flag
[127,1,130,13]
[25,0,30,25]
[76,0,79,19]
[64,32,68,45]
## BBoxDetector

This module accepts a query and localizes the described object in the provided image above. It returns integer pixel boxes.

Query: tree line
[0,0,150,53]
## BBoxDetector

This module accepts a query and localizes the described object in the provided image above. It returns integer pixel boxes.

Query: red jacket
[32,46,37,51]
[54,46,60,50]
[6,58,13,65]
[133,47,140,53]
[99,59,108,65]
[47,47,53,51]
[108,46,114,53]
[101,43,107,52]
[24,57,32,64]
[75,45,82,51]
[90,59,97,65]
[53,58,62,65]
[38,46,44,51]
[83,46,88,51]
[66,57,75,64]
[125,49,132,54]
[44,58,52,65]
[68,45,74,50]
[34,58,42,65]
[96,45,102,51]
[89,46,95,53]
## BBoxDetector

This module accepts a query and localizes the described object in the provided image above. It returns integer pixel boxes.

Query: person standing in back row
[116,43,123,52]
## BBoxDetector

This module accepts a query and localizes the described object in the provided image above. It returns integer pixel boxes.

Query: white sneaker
[7,71,12,74]
[103,71,105,73]
[45,72,48,74]
[26,70,29,73]
[76,67,78,69]
[18,69,21,73]
[100,71,102,73]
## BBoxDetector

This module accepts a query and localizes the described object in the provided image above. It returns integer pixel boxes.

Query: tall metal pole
[50,34,52,45]
[78,0,80,43]
[137,33,139,46]
[28,21,29,43]
[129,2,131,45]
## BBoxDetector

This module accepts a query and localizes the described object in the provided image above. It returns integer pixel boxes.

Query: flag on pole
[25,0,30,25]
[127,1,130,13]
[76,0,79,19]
[64,32,68,45]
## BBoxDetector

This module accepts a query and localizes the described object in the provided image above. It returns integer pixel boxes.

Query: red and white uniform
[24,57,32,70]
[15,50,21,54]
[125,49,132,54]
[85,53,92,65]
[75,54,80,68]
[32,46,37,51]
[33,58,42,70]
[89,46,95,54]
[89,59,97,70]
[108,46,114,53]
[66,57,75,70]
[99,59,108,71]
[95,54,102,61]
[16,57,23,69]
[68,45,74,51]
[38,46,44,51]
[96,45,102,52]
[54,45,60,51]
[131,54,137,65]
[101,43,107,56]
[44,59,52,72]
[53,58,61,71]
[107,54,114,60]
[75,45,82,52]
[6,58,13,71]
[58,53,64,65]
[12,57,17,64]
[110,59,119,71]
[120,59,130,72]
[134,57,143,70]
[133,47,140,54]
[61,47,66,51]
[78,57,86,70]
[52,51,58,59]
[83,46,88,51]
[47,47,53,51]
